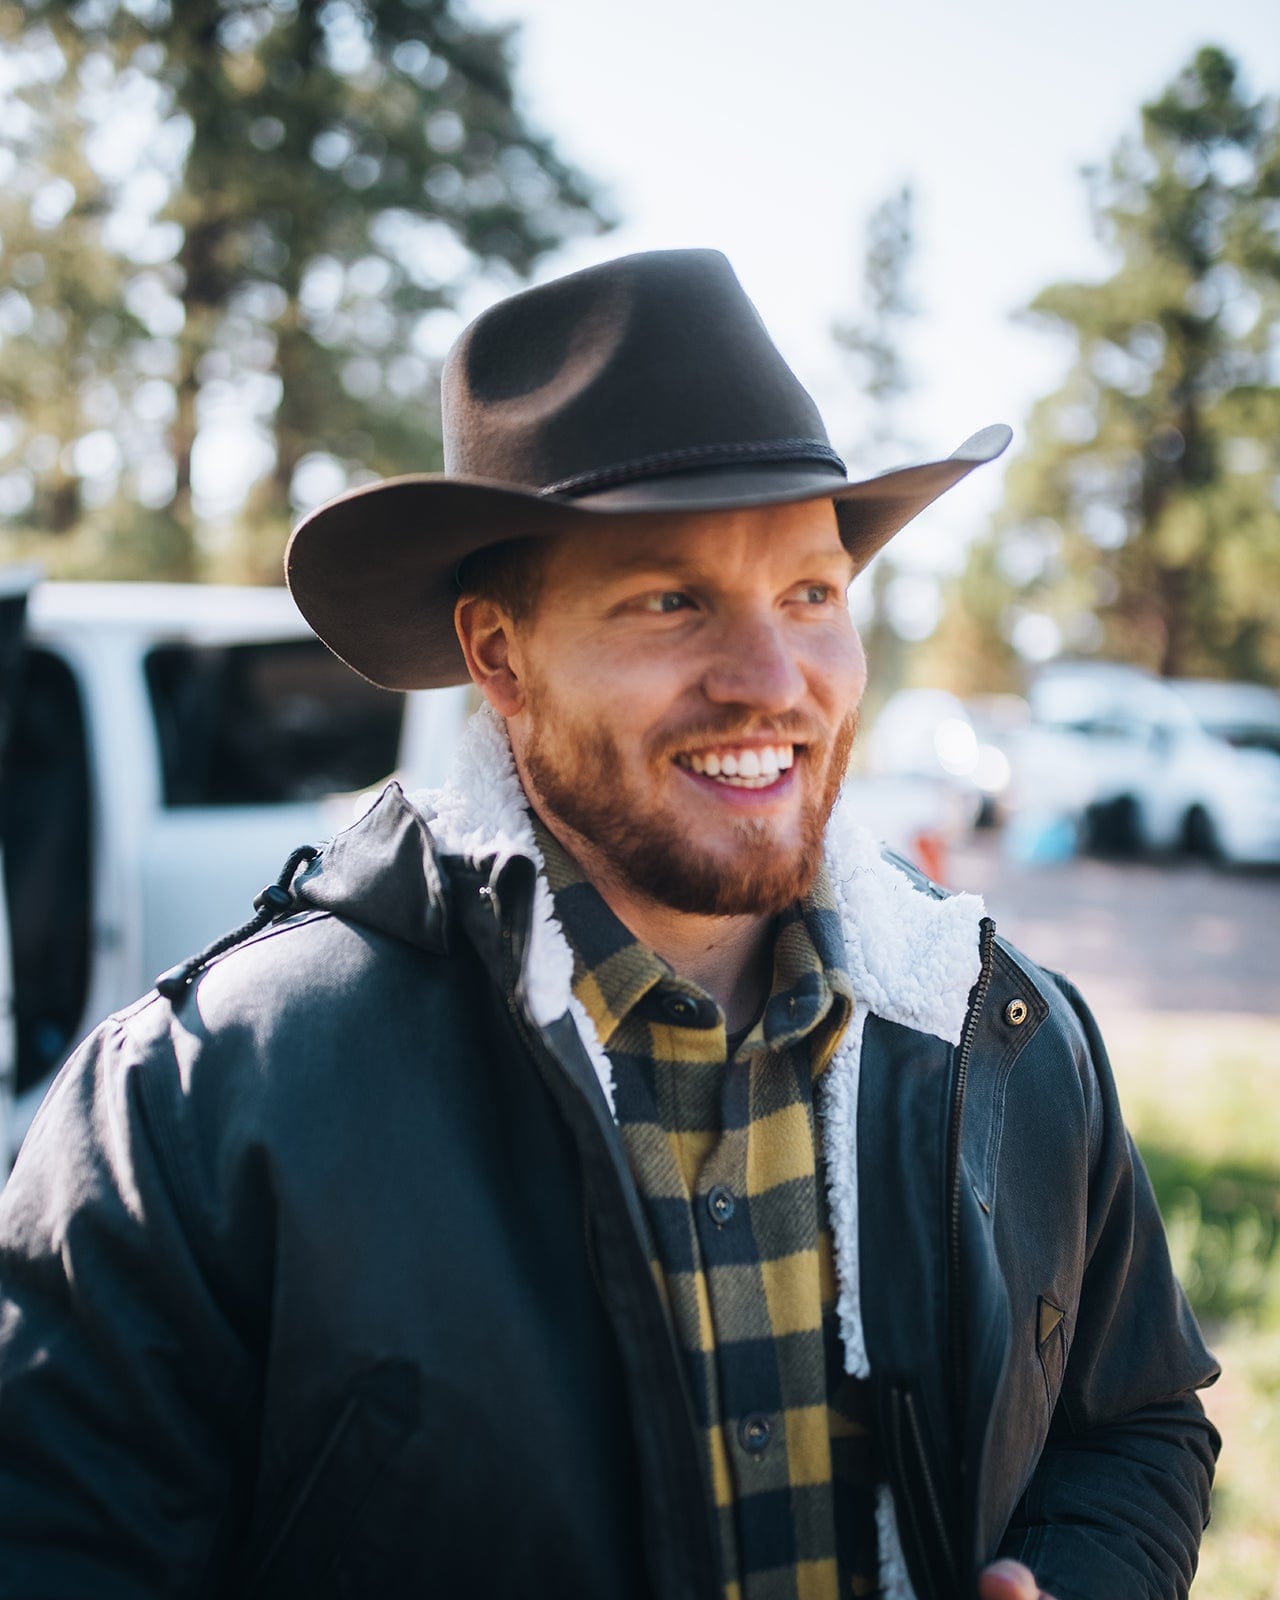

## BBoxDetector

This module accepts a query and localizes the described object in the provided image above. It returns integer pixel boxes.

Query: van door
[1,644,93,1139]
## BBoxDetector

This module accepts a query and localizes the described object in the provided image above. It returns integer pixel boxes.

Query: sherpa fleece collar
[418,704,985,1600]
[422,704,984,1057]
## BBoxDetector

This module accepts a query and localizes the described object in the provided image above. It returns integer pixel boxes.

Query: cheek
[533,639,689,748]
[808,622,867,709]
[579,638,694,712]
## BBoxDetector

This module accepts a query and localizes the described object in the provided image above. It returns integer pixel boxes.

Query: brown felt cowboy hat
[286,249,1010,690]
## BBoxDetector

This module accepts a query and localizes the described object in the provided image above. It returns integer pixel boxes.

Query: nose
[700,610,807,714]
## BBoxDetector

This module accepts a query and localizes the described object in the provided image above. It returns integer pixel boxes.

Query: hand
[977,1558,1059,1600]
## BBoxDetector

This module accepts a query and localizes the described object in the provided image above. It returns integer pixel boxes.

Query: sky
[461,0,1279,578]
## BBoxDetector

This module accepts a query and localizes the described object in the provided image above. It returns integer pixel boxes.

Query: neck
[615,892,775,1034]
[538,816,775,1032]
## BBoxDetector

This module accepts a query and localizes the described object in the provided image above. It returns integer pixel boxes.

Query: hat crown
[441,250,835,494]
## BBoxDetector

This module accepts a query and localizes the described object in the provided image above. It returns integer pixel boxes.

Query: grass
[1107,1013,1280,1600]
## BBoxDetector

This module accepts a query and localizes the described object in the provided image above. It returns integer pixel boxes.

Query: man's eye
[800,584,832,604]
[641,592,691,614]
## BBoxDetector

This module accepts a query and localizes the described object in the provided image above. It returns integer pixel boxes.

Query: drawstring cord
[154,843,321,1002]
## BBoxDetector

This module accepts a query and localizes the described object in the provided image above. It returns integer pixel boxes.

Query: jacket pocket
[884,1382,958,1600]
[243,1360,421,1597]
[1035,1297,1068,1417]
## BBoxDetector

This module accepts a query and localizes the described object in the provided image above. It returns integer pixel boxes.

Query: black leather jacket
[0,787,1219,1599]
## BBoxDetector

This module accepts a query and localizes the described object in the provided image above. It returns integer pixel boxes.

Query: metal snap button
[707,1185,736,1226]
[661,993,697,1024]
[738,1413,772,1454]
[1004,998,1029,1027]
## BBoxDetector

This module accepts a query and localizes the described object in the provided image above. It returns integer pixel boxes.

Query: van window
[145,640,405,806]
[1,648,93,1094]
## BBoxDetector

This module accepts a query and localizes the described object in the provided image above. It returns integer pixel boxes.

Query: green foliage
[1145,1143,1280,1323]
[0,0,611,580]
[934,47,1280,690]
[1114,1015,1280,1598]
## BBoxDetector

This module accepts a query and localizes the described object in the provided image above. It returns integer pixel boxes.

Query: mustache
[650,711,832,760]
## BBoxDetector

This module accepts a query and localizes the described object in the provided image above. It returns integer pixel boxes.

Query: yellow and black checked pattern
[535,818,881,1600]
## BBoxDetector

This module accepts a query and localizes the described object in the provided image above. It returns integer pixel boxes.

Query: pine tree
[931,46,1280,689]
[834,183,917,467]
[833,184,922,712]
[0,0,610,580]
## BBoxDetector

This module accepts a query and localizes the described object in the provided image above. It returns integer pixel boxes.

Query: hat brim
[286,424,1011,690]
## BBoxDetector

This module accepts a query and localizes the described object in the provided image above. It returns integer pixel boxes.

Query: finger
[977,1558,1043,1600]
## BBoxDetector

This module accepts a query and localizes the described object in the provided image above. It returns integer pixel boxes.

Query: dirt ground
[946,831,1280,1027]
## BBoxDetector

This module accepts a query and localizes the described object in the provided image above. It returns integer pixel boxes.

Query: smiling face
[456,499,867,919]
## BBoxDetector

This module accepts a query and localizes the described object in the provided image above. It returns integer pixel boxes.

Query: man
[0,250,1217,1599]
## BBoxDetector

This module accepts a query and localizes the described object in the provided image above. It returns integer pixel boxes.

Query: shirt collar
[531,811,853,1070]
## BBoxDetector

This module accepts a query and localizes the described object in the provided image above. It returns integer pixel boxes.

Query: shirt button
[661,993,697,1024]
[707,1185,736,1226]
[738,1413,772,1454]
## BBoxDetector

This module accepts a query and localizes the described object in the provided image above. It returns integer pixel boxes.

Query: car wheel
[1181,805,1221,860]
[1083,794,1141,856]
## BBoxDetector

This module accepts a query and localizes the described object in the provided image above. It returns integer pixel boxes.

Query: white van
[3,582,471,1162]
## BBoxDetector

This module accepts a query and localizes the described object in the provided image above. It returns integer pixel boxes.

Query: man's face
[486,499,865,918]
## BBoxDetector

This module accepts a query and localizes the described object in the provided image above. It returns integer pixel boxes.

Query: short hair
[454,536,547,623]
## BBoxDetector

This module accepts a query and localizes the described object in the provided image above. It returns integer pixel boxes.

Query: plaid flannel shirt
[535,817,881,1600]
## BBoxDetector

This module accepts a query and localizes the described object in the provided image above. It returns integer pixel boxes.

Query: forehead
[538,499,848,593]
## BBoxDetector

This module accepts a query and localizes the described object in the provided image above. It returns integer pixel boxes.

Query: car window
[1175,684,1280,754]
[1214,727,1280,757]
[1,648,93,1093]
[145,639,405,806]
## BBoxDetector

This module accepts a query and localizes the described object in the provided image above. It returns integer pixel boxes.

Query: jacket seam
[977,944,1049,1207]
[188,907,332,974]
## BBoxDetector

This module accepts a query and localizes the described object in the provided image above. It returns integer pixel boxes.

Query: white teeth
[676,743,797,786]
[736,749,761,778]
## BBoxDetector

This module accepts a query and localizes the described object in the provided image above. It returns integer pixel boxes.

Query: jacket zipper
[948,915,996,1435]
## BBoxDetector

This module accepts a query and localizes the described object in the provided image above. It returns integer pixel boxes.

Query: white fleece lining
[417,704,985,1600]
[877,1484,916,1600]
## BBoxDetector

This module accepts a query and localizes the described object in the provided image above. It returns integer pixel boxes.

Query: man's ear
[455,594,524,717]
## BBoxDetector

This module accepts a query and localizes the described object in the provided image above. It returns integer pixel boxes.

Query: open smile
[673,742,797,790]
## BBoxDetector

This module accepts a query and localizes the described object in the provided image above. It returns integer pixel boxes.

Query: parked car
[0,568,37,1164]
[862,687,1015,824]
[1006,663,1187,853]
[1007,661,1280,864]
[2,581,471,1161]
[1136,678,1280,864]
[848,689,997,882]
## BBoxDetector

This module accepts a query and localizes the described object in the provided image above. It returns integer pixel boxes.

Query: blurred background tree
[926,46,1280,692]
[834,182,917,466]
[0,0,610,581]
[833,182,921,718]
